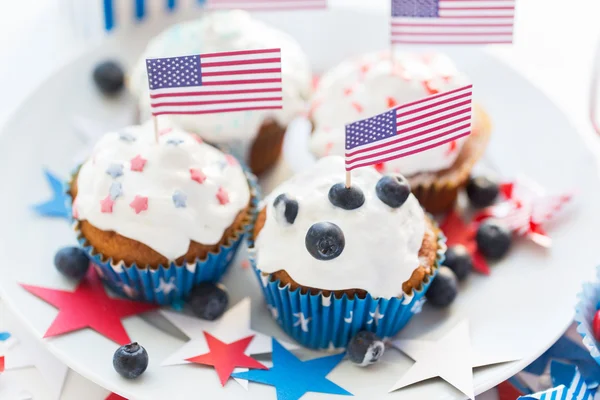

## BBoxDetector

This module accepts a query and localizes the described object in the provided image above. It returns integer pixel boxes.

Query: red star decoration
[216,187,230,205]
[130,155,147,172]
[374,163,386,173]
[225,154,238,166]
[105,394,128,400]
[20,268,158,345]
[440,210,490,275]
[387,97,398,108]
[100,195,114,213]
[445,140,458,156]
[351,102,363,113]
[497,381,523,400]
[359,64,370,76]
[129,195,148,214]
[422,80,439,95]
[190,168,207,184]
[0,355,4,373]
[186,332,267,386]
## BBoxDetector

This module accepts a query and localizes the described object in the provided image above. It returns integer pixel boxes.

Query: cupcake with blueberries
[309,51,492,213]
[129,10,313,176]
[250,156,446,349]
[70,122,259,304]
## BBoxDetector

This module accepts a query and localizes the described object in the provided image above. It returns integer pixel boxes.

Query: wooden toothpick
[152,115,159,143]
[345,171,352,188]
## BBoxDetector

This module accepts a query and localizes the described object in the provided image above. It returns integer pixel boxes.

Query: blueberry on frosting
[376,175,411,208]
[305,222,345,260]
[273,194,298,225]
[328,183,365,210]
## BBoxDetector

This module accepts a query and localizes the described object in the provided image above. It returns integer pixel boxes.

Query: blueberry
[305,222,345,260]
[466,176,500,208]
[476,221,512,260]
[376,175,411,208]
[54,247,90,280]
[93,60,125,96]
[113,342,148,379]
[444,245,473,281]
[347,331,385,367]
[328,183,365,210]
[425,266,458,308]
[273,194,298,225]
[187,282,229,320]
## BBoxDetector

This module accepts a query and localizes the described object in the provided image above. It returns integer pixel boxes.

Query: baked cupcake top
[74,122,251,260]
[130,10,312,153]
[309,51,470,176]
[255,156,425,299]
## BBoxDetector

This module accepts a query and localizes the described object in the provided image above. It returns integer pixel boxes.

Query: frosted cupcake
[250,156,445,349]
[70,122,258,304]
[309,51,491,213]
[129,10,313,175]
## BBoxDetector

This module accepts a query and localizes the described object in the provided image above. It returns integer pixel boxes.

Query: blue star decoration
[32,169,71,220]
[106,163,124,178]
[232,338,352,400]
[172,190,187,208]
[166,138,184,146]
[0,331,11,341]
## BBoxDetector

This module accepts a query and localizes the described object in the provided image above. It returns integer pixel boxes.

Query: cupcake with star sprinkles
[309,51,491,213]
[129,10,313,176]
[70,122,259,304]
[250,156,446,349]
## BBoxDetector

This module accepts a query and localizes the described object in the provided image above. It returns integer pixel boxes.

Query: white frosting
[255,156,425,299]
[74,122,251,261]
[309,51,471,176]
[130,10,313,160]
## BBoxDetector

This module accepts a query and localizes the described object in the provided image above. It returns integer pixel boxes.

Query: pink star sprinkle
[225,154,238,166]
[159,128,173,136]
[72,199,79,219]
[360,64,370,75]
[351,102,363,113]
[216,187,229,205]
[130,155,147,172]
[100,195,114,213]
[193,135,204,144]
[190,168,207,184]
[343,87,353,96]
[130,195,148,214]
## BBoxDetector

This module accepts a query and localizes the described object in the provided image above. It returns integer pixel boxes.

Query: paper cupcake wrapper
[69,169,260,305]
[575,265,600,365]
[250,232,446,350]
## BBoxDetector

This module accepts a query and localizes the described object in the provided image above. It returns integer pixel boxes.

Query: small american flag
[345,84,472,171]
[390,0,515,45]
[146,48,282,116]
[206,0,327,10]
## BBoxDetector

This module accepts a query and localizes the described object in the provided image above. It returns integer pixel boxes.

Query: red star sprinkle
[130,195,148,214]
[374,163,386,173]
[225,154,238,166]
[20,268,158,345]
[360,64,370,75]
[0,355,4,373]
[190,168,206,184]
[422,80,439,95]
[130,155,147,172]
[351,102,363,113]
[445,140,458,156]
[100,195,114,214]
[158,128,173,136]
[216,187,230,205]
[186,332,267,386]
[343,87,353,96]
[106,393,128,400]
[440,210,490,275]
[387,97,398,108]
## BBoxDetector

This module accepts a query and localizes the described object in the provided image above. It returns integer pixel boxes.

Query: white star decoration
[155,277,178,295]
[160,298,298,389]
[367,306,385,326]
[389,319,520,399]
[293,312,311,332]
[344,311,354,324]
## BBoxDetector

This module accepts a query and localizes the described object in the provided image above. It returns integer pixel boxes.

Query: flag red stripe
[395,85,472,111]
[201,68,281,77]
[346,132,470,171]
[153,106,282,116]
[392,40,512,44]
[152,97,283,107]
[392,23,513,27]
[397,107,471,130]
[150,87,282,99]
[440,15,513,18]
[201,57,281,68]
[439,6,515,10]
[396,92,471,118]
[202,78,282,86]
[392,31,511,36]
[200,48,280,58]
[346,122,470,161]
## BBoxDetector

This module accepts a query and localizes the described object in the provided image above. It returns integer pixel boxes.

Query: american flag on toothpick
[390,0,515,45]
[205,0,327,10]
[146,48,282,116]
[345,84,472,171]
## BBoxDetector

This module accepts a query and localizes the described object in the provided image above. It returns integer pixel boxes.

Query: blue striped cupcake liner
[68,169,260,305]
[249,230,446,350]
[575,265,600,366]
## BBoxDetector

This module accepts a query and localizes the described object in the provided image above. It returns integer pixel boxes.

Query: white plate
[0,6,599,400]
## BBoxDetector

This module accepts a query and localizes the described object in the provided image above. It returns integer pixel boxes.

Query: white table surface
[1,0,599,399]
